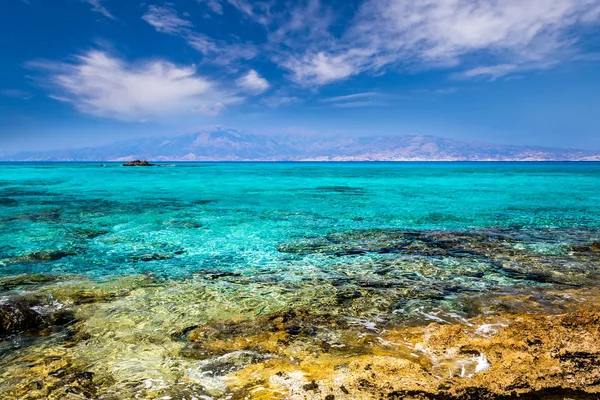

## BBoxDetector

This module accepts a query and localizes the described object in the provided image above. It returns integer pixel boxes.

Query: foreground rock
[122,160,155,167]
[0,298,74,338]
[1,270,599,399]
[218,304,600,399]
[572,241,600,253]
[0,300,46,337]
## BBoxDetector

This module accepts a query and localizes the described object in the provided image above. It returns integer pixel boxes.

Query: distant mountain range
[2,128,600,161]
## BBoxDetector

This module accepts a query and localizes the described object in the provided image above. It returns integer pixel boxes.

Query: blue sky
[1,0,600,152]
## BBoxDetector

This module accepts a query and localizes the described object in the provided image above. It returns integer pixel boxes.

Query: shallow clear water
[1,162,600,399]
[2,162,600,278]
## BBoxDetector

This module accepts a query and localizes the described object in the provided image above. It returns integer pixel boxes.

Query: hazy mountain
[3,128,599,161]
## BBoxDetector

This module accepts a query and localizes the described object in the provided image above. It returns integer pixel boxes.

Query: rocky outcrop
[219,306,600,399]
[122,160,155,166]
[0,300,46,337]
[572,242,600,253]
[0,298,74,338]
[1,282,599,399]
[10,250,76,263]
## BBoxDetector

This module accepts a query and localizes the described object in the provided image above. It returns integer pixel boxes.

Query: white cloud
[30,51,239,121]
[186,33,257,65]
[194,102,226,116]
[236,70,270,94]
[197,0,223,14]
[277,0,600,85]
[282,52,356,85]
[227,0,253,16]
[322,92,381,103]
[321,91,388,108]
[142,5,257,65]
[142,4,193,34]
[23,0,600,116]
[227,0,272,25]
[352,0,593,65]
[459,64,521,80]
[268,0,333,46]
[261,93,300,108]
[196,0,273,23]
[85,0,115,20]
[331,101,384,108]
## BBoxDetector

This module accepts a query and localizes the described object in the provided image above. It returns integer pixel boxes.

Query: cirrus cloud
[85,0,115,20]
[142,4,257,65]
[142,4,193,34]
[277,0,600,85]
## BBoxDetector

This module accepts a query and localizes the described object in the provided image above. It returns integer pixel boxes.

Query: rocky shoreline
[0,271,599,399]
[2,228,600,399]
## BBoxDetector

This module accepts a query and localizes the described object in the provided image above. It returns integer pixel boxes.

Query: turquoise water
[1,162,600,399]
[2,162,599,279]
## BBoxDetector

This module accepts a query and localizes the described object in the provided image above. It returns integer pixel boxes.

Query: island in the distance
[2,127,599,162]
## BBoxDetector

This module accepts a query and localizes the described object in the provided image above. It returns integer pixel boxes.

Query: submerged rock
[7,209,62,223]
[0,274,59,291]
[162,219,203,229]
[122,160,155,167]
[0,350,98,400]
[181,308,350,343]
[314,186,367,194]
[0,198,18,206]
[0,300,45,337]
[176,308,365,361]
[71,228,109,239]
[572,241,600,253]
[0,280,135,339]
[278,228,600,287]
[129,252,174,262]
[0,298,74,338]
[10,250,77,264]
[66,289,125,305]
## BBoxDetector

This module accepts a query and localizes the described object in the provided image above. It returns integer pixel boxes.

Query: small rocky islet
[122,160,156,167]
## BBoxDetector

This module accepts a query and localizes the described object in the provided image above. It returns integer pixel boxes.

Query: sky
[1,0,600,152]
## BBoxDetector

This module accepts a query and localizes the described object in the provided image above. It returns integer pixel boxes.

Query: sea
[1,162,599,398]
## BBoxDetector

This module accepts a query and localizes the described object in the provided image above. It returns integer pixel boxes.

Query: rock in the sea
[0,198,18,206]
[0,300,45,337]
[10,250,76,264]
[572,241,600,253]
[0,274,59,291]
[122,160,155,167]
[0,297,76,338]
[218,304,600,400]
[129,253,174,262]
